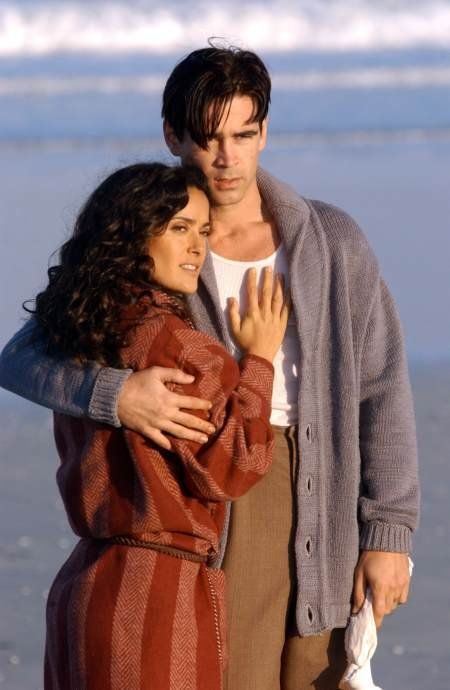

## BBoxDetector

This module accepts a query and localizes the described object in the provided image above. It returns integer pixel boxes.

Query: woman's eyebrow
[170,215,195,223]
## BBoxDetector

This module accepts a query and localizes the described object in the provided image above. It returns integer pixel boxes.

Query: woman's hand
[228,266,290,363]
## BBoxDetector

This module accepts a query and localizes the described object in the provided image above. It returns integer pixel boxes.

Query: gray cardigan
[0,168,419,635]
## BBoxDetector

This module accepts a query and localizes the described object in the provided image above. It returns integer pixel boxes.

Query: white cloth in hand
[340,589,382,689]
[339,557,413,690]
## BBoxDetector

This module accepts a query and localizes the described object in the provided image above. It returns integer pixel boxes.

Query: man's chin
[209,187,245,207]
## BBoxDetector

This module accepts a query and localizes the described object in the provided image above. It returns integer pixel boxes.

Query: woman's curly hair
[25,162,210,368]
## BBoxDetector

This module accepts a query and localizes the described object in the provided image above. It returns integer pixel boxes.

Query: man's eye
[201,229,211,237]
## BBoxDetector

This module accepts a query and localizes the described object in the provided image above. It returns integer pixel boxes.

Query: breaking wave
[1,0,450,57]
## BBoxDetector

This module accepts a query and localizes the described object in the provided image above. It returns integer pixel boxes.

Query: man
[0,47,419,690]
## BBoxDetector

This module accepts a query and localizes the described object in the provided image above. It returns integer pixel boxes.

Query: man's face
[165,95,267,208]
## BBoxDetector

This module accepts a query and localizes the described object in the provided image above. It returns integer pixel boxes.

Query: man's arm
[0,318,122,421]
[0,318,215,446]
[354,276,420,627]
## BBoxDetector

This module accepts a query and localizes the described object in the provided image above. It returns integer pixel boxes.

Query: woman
[30,162,289,689]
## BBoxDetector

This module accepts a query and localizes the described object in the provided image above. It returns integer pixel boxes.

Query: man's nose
[215,140,235,167]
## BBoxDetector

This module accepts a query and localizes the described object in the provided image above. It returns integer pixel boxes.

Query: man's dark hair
[162,45,271,149]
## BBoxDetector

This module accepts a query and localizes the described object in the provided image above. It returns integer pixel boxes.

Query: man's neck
[208,182,280,261]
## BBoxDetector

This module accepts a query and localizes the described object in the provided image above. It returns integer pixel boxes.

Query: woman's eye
[171,225,187,232]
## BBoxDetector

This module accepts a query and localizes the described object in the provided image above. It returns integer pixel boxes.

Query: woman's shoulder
[122,308,237,374]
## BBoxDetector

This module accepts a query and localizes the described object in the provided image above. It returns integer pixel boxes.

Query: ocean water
[0,2,449,688]
[1,1,450,359]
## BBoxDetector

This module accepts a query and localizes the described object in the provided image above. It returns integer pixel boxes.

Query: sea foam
[1,0,450,57]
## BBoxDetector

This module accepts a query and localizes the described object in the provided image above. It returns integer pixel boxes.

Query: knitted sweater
[0,168,419,634]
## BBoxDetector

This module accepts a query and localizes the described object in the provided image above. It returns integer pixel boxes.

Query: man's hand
[352,550,410,629]
[118,367,215,450]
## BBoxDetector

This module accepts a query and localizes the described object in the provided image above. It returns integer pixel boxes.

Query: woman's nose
[188,233,204,254]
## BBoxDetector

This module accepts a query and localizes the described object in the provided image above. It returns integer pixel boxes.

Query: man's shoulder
[308,198,371,250]
[258,168,371,248]
[257,168,378,273]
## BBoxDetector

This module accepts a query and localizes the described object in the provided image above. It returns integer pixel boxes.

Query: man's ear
[163,120,182,156]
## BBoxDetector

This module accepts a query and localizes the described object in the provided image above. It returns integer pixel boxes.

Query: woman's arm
[124,314,275,502]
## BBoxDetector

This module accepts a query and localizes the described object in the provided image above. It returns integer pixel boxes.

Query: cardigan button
[305,424,313,443]
[307,605,314,624]
[306,476,313,495]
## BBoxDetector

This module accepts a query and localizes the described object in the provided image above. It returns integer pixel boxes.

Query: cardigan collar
[188,167,325,357]
[198,167,314,283]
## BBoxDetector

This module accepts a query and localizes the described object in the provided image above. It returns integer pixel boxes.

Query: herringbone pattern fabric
[45,302,275,689]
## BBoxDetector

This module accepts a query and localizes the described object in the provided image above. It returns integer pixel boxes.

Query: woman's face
[148,187,210,294]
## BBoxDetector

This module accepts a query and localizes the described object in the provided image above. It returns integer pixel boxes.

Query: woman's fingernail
[200,435,208,443]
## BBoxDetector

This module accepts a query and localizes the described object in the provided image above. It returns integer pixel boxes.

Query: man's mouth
[214,177,240,189]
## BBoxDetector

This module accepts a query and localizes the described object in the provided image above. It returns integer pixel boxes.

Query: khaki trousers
[222,426,347,690]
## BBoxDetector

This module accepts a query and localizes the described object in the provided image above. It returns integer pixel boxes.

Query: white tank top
[210,246,299,426]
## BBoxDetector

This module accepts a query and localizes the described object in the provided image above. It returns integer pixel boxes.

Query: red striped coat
[45,299,274,690]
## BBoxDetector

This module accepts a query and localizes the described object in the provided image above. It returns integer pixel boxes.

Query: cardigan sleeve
[0,317,130,426]
[122,313,275,502]
[358,276,420,553]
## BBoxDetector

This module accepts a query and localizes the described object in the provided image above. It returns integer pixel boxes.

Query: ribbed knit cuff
[88,367,133,427]
[359,521,412,553]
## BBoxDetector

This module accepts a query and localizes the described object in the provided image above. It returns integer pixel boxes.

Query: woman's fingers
[260,266,273,314]
[272,273,284,314]
[228,297,241,337]
[281,300,290,329]
[246,268,258,312]
[239,267,289,327]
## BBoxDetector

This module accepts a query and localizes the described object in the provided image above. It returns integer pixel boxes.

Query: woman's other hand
[228,267,289,363]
